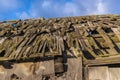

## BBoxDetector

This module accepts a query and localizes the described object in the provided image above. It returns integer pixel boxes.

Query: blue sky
[0,0,120,21]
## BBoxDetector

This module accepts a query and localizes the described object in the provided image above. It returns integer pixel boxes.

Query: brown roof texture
[0,15,120,61]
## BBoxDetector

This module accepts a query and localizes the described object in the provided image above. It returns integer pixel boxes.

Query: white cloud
[42,1,51,8]
[0,0,20,12]
[16,0,109,19]
[93,0,108,14]
[81,0,108,15]
[0,0,17,7]
[18,0,83,18]
[63,2,80,16]
[16,12,31,19]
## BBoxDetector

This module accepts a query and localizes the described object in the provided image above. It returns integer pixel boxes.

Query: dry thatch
[0,14,120,61]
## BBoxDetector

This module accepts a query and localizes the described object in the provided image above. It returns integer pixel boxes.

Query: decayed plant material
[0,15,120,60]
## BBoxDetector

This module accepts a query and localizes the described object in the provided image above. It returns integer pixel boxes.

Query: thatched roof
[0,15,120,61]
